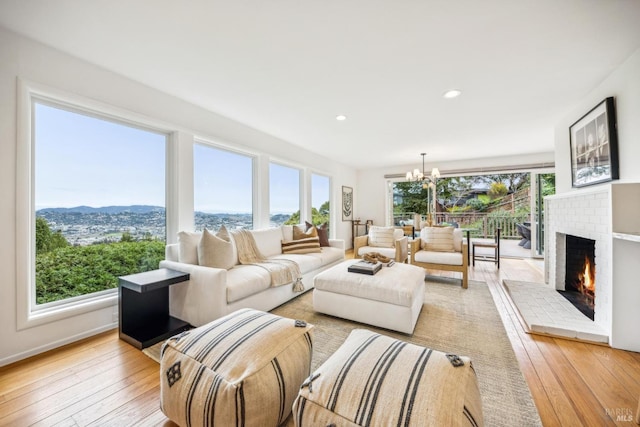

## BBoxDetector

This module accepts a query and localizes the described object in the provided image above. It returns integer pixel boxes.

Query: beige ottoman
[160,308,313,427]
[313,260,425,334]
[292,329,484,427]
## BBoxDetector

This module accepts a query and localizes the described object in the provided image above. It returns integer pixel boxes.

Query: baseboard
[0,322,118,367]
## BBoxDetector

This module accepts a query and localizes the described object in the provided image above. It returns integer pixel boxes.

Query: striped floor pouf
[160,308,313,427]
[292,329,484,427]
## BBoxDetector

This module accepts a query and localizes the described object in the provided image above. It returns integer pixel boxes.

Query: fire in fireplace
[560,235,596,320]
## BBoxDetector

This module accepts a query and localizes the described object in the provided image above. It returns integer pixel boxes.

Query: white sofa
[159,225,345,327]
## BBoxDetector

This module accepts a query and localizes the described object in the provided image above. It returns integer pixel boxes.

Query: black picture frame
[341,186,353,221]
[569,97,619,188]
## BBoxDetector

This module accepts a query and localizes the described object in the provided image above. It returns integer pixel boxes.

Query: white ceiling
[1,0,640,170]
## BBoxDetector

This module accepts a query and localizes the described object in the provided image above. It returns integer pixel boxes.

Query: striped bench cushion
[160,308,313,427]
[292,329,484,427]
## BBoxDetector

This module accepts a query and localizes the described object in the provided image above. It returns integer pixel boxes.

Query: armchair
[410,227,468,288]
[354,226,408,263]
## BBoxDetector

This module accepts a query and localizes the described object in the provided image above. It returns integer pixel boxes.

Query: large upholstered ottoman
[160,308,313,427]
[313,259,425,334]
[292,329,484,427]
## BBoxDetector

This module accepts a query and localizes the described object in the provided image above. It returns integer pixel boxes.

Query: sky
[35,102,329,214]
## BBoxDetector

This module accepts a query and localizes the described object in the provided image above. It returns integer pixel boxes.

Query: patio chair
[472,227,501,268]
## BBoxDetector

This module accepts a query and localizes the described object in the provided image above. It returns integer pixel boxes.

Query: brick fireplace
[561,235,596,320]
[545,187,611,338]
[545,183,640,351]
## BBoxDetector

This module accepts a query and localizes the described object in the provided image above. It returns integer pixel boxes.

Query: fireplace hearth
[559,235,595,320]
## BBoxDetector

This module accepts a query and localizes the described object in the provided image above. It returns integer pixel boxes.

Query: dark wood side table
[118,268,191,349]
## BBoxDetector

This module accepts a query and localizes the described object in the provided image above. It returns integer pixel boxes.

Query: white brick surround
[545,187,612,337]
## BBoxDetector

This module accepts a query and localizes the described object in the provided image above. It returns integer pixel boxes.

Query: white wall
[356,152,555,227]
[0,27,356,365]
[554,48,640,194]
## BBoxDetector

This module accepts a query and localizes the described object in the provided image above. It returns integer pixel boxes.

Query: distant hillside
[37,205,165,214]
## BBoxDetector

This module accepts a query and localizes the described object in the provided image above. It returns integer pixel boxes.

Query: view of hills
[36,205,292,246]
[37,205,165,215]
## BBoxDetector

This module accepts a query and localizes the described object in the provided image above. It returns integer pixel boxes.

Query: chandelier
[406,153,440,188]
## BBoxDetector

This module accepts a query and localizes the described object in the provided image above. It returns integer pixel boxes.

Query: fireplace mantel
[545,183,640,352]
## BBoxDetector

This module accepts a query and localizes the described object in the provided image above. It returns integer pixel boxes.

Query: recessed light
[443,89,462,99]
[336,115,347,121]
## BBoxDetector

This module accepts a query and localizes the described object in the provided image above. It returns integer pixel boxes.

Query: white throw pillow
[178,231,201,265]
[421,227,455,252]
[197,226,235,270]
[368,226,395,248]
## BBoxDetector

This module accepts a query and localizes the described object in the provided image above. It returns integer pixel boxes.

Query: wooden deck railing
[394,212,531,239]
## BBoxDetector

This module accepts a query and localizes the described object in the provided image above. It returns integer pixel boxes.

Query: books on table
[348,261,382,275]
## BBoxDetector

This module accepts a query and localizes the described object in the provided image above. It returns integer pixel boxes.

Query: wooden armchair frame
[354,235,409,263]
[410,239,469,288]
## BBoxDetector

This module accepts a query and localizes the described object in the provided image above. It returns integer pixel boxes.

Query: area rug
[144,278,542,426]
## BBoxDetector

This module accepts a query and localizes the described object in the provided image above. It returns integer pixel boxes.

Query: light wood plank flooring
[1,256,639,426]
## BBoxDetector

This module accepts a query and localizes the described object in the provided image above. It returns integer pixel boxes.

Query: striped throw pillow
[421,226,455,252]
[282,236,321,254]
[368,226,395,248]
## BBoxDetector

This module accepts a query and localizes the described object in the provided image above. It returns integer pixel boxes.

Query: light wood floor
[1,257,639,426]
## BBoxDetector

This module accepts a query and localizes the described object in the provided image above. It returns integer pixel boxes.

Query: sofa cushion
[368,226,396,248]
[453,228,463,252]
[226,265,271,303]
[251,228,284,257]
[178,231,201,265]
[421,227,455,252]
[306,221,330,247]
[281,236,321,254]
[303,246,344,266]
[414,249,463,266]
[271,253,322,274]
[198,226,235,270]
[293,224,317,240]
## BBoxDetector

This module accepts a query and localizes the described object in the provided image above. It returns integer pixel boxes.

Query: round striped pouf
[160,308,313,427]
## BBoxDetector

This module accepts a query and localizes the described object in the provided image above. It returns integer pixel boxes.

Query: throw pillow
[305,221,330,247]
[368,226,395,248]
[178,231,201,265]
[281,236,321,254]
[197,226,235,269]
[421,227,455,252]
[293,224,318,240]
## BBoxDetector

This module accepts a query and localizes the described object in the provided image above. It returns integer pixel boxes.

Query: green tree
[487,182,508,199]
[436,177,474,209]
[284,211,300,225]
[120,231,135,242]
[36,216,69,254]
[393,182,431,215]
[35,240,165,304]
[477,173,530,193]
[283,202,330,226]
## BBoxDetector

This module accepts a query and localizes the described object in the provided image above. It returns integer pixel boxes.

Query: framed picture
[569,97,619,188]
[342,186,353,221]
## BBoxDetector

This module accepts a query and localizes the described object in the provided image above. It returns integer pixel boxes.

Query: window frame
[310,171,332,231]
[268,160,303,226]
[193,138,258,230]
[17,79,175,330]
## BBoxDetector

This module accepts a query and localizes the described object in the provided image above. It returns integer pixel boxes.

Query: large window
[269,162,301,226]
[311,173,330,228]
[194,143,254,231]
[34,101,167,307]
